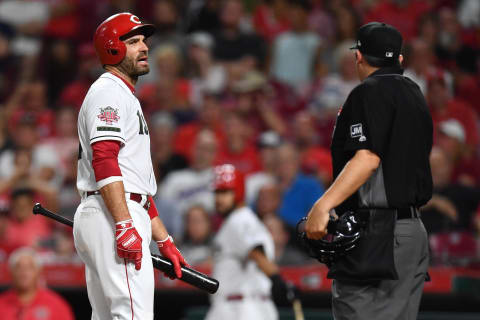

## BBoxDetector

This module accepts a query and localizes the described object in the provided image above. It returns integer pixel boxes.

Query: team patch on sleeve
[97,106,120,125]
[350,123,367,142]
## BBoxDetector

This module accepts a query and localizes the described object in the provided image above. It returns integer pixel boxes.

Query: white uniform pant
[206,296,278,320]
[73,195,154,320]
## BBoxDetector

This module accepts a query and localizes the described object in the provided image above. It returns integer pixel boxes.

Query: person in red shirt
[0,247,74,320]
[427,71,479,151]
[3,188,52,251]
[216,113,261,175]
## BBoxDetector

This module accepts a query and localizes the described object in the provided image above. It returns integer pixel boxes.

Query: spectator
[0,22,20,104]
[255,183,281,220]
[187,32,227,107]
[275,142,324,228]
[2,188,52,253]
[270,0,321,88]
[427,70,479,151]
[0,115,62,190]
[5,79,55,140]
[252,0,290,43]
[404,39,453,95]
[364,0,432,42]
[58,43,102,110]
[0,0,49,57]
[0,247,74,320]
[173,90,226,161]
[185,0,222,33]
[231,71,287,135]
[421,147,480,234]
[138,44,193,119]
[0,108,14,155]
[179,205,213,266]
[308,42,358,116]
[263,213,311,265]
[157,129,217,237]
[150,112,188,183]
[212,0,266,68]
[216,112,261,175]
[291,111,332,186]
[245,131,281,207]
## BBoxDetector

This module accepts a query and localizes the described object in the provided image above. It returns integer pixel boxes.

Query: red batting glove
[116,219,143,270]
[157,236,189,279]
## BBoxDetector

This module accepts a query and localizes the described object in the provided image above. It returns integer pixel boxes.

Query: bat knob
[32,203,42,215]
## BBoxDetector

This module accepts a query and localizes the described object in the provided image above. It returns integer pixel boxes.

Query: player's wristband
[157,235,172,245]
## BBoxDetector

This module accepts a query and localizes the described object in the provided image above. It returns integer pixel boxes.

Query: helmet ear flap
[103,39,126,65]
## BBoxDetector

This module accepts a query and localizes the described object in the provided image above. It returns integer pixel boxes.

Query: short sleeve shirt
[331,66,433,212]
[211,206,275,298]
[77,73,156,195]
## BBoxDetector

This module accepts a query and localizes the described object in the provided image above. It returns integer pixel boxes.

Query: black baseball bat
[32,203,219,294]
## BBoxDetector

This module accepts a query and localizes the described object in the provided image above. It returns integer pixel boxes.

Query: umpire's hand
[305,204,330,240]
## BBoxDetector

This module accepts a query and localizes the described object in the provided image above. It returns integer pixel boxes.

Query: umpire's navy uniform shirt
[331,66,433,213]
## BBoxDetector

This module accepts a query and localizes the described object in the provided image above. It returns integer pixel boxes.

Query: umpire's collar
[368,65,404,78]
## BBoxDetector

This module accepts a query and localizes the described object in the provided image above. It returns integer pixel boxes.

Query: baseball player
[206,164,298,320]
[73,13,188,320]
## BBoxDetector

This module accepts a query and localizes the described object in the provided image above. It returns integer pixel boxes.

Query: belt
[226,294,271,301]
[85,191,151,211]
[396,207,420,220]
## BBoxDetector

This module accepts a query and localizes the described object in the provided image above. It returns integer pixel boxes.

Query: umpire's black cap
[350,22,403,61]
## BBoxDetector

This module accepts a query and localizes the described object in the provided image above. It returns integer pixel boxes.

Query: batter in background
[74,13,188,320]
[206,164,299,320]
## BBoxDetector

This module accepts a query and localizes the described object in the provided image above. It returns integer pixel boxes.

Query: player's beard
[117,54,149,81]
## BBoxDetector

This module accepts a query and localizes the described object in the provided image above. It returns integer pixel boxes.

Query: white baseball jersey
[77,72,156,195]
[207,206,277,320]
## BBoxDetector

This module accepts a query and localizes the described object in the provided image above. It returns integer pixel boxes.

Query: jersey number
[136,111,149,135]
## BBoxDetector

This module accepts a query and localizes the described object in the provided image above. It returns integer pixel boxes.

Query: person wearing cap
[305,22,433,319]
[75,13,188,319]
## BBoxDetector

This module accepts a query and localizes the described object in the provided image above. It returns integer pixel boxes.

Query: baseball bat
[292,299,305,320]
[32,203,219,294]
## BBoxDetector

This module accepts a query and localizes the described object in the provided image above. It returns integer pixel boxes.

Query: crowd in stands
[0,0,479,290]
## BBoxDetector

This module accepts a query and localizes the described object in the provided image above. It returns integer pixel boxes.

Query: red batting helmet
[94,12,156,66]
[213,164,245,203]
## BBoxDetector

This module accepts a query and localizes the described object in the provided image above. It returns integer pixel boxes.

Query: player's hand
[305,204,331,240]
[157,236,189,279]
[270,274,300,306]
[115,219,143,270]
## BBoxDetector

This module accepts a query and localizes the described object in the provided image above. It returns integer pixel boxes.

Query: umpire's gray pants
[332,218,429,320]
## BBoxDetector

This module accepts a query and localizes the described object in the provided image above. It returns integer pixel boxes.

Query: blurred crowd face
[11,193,34,222]
[430,147,453,188]
[409,40,433,74]
[437,132,464,163]
[199,95,221,127]
[220,0,244,29]
[185,206,211,244]
[117,35,150,79]
[335,6,357,41]
[55,108,77,138]
[289,4,308,32]
[293,112,316,149]
[215,190,236,215]
[339,51,357,80]
[437,7,461,52]
[225,113,248,152]
[11,253,40,294]
[23,81,47,111]
[276,143,300,185]
[256,184,281,219]
[155,47,182,79]
[15,124,37,150]
[260,146,278,173]
[192,130,217,170]
[263,214,289,251]
[427,80,449,110]
[153,0,178,30]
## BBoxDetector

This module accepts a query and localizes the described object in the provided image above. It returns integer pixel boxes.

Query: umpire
[305,22,432,319]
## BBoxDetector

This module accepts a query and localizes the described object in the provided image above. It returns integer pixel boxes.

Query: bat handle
[293,299,305,320]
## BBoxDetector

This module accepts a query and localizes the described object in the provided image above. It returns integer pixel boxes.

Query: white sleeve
[84,89,127,145]
[232,215,269,259]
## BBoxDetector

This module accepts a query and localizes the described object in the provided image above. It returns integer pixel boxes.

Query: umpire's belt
[85,191,151,211]
[356,206,420,221]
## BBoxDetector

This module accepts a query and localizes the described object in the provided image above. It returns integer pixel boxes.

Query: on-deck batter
[74,13,188,320]
[206,164,299,320]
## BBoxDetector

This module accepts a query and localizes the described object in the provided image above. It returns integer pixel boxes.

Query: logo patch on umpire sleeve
[350,123,363,138]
